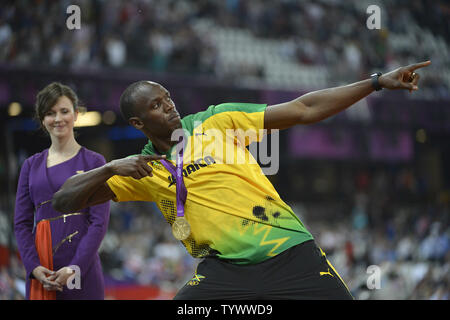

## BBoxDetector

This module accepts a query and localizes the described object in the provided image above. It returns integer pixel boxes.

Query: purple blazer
[14,147,110,300]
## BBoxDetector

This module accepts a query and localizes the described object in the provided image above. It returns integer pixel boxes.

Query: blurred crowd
[307,194,449,300]
[98,201,196,294]
[0,0,449,96]
[288,161,449,300]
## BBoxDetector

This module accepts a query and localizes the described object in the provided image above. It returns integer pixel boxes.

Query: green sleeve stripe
[186,103,267,134]
[212,103,267,115]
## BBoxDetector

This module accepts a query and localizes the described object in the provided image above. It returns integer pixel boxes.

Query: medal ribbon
[158,137,187,218]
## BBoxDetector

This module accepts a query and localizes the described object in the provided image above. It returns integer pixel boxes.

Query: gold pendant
[172,217,191,240]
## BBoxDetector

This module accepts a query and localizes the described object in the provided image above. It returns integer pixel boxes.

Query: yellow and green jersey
[106,103,313,264]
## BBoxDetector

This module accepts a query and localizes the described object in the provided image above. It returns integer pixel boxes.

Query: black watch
[371,72,383,91]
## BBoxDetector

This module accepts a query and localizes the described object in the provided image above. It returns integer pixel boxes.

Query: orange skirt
[30,220,56,300]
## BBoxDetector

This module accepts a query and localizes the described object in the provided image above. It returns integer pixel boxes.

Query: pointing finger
[407,60,431,71]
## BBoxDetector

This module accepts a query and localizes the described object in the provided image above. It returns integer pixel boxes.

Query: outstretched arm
[264,61,431,130]
[52,154,166,213]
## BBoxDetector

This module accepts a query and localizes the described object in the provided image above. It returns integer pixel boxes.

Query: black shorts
[174,240,353,300]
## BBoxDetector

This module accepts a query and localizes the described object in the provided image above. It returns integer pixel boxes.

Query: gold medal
[172,216,191,240]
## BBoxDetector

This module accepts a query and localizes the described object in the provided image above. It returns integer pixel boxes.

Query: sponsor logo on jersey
[167,156,216,187]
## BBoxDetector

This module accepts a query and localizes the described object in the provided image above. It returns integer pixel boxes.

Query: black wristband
[371,72,383,91]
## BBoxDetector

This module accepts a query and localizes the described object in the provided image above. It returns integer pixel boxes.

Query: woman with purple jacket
[14,82,110,299]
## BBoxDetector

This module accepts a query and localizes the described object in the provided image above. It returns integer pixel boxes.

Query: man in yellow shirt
[53,61,429,299]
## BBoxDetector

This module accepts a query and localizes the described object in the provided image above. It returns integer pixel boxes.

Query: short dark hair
[119,81,152,120]
[35,82,79,130]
